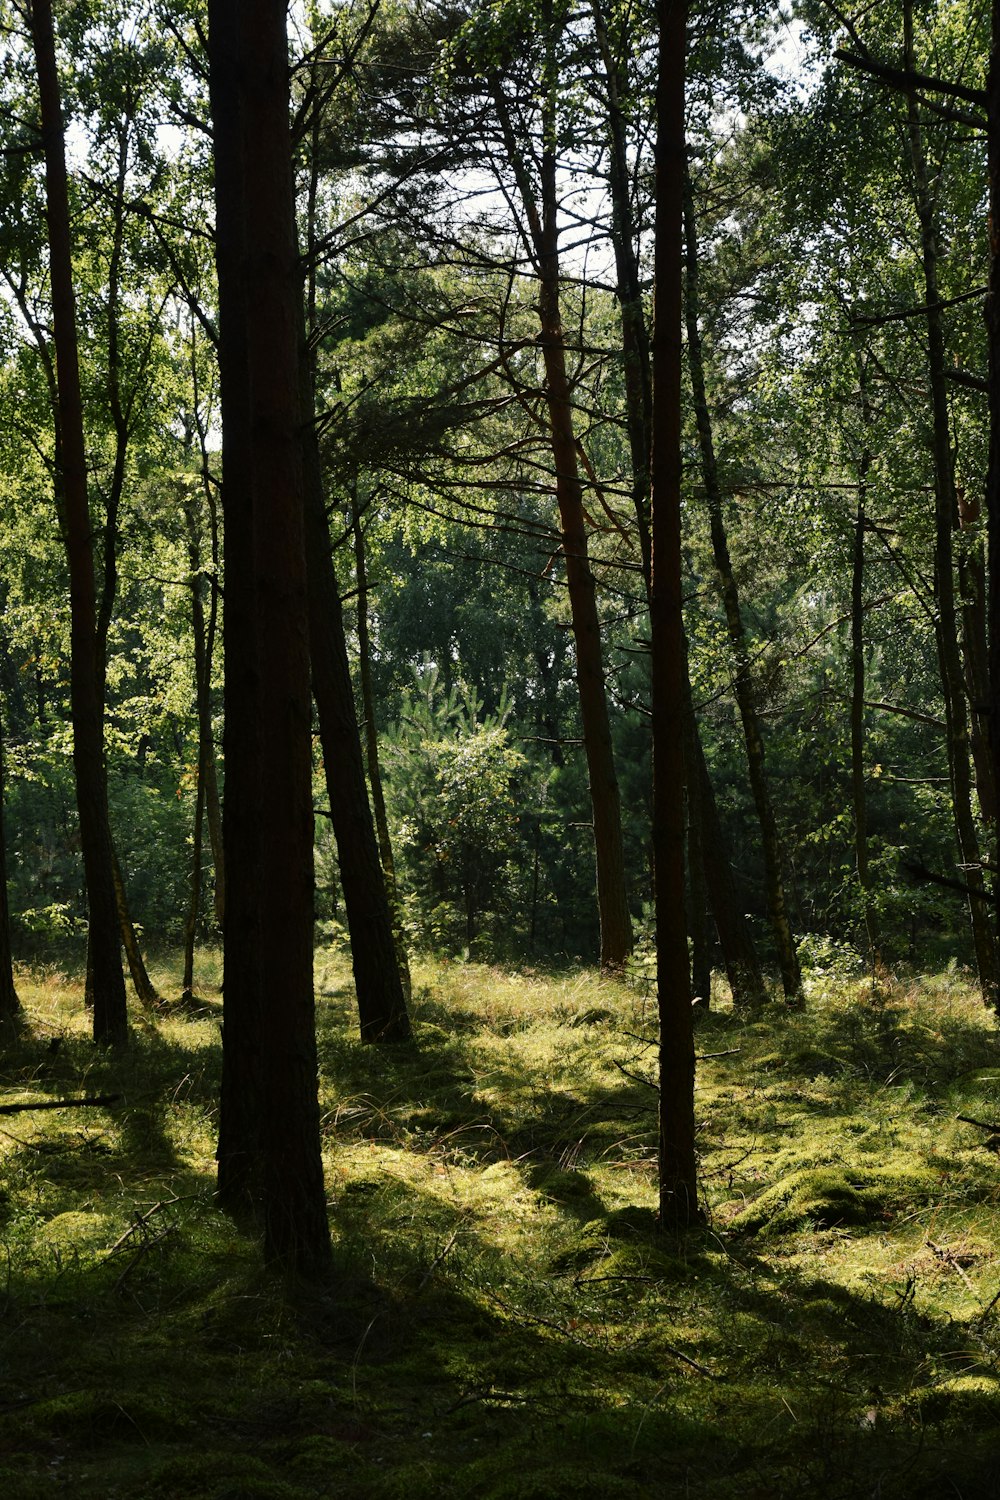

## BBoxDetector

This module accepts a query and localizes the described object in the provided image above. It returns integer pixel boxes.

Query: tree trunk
[182,743,206,1003]
[29,0,127,1047]
[111,843,161,1008]
[209,0,331,1275]
[683,174,802,1004]
[190,369,226,931]
[685,745,712,1009]
[988,2,1000,922]
[905,1,998,1006]
[300,365,411,1043]
[592,10,766,1005]
[693,730,770,1010]
[0,712,20,1026]
[353,501,413,1001]
[958,538,995,824]
[590,0,653,587]
[182,490,217,1000]
[95,97,163,1012]
[651,0,698,1229]
[491,52,633,970]
[850,477,879,975]
[681,640,769,1009]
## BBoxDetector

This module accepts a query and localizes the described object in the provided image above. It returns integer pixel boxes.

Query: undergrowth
[1,951,999,1497]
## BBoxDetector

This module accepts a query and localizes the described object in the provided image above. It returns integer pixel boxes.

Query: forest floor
[0,949,999,1498]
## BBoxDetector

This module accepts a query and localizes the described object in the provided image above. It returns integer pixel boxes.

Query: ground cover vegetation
[1,0,1000,1486]
[2,955,1000,1497]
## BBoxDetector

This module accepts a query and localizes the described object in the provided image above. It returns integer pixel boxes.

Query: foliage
[384,665,531,954]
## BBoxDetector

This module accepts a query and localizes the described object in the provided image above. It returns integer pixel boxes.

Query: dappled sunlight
[1,953,1000,1496]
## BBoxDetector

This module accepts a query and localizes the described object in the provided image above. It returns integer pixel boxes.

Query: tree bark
[651,0,698,1228]
[29,0,127,1047]
[209,0,331,1275]
[683,174,802,1004]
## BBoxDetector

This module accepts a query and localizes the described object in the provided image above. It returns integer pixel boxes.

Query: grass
[1,949,1000,1497]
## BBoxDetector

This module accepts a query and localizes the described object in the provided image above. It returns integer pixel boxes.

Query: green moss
[3,954,1000,1500]
[147,1452,310,1498]
[728,1165,942,1236]
[916,1376,1000,1430]
[25,1387,195,1443]
[526,1163,600,1206]
[460,1459,646,1499]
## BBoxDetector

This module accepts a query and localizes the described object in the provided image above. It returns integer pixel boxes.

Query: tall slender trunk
[682,643,769,1009]
[300,358,411,1042]
[191,352,226,930]
[0,711,19,1026]
[29,0,127,1046]
[987,2,1000,922]
[210,0,331,1275]
[850,467,878,974]
[491,37,633,970]
[651,0,698,1228]
[592,5,766,1004]
[95,104,162,1012]
[590,0,653,587]
[685,740,712,1008]
[182,741,206,1003]
[353,501,412,1002]
[958,538,995,824]
[683,176,802,1004]
[111,844,160,1007]
[182,493,214,1001]
[905,1,998,1006]
[300,115,409,1036]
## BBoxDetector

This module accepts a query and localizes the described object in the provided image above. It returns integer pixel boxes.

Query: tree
[0,709,19,1026]
[209,0,330,1275]
[429,0,634,969]
[27,0,128,1046]
[651,0,698,1229]
[683,173,803,1003]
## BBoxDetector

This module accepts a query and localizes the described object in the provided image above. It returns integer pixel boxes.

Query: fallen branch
[957,1114,1000,1135]
[105,1196,183,1256]
[613,1059,658,1092]
[657,1342,720,1380]
[0,1093,121,1117]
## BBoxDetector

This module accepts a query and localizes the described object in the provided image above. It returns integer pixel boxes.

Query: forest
[2,0,1000,1495]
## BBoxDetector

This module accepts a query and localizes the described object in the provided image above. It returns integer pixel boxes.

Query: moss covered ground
[1,951,999,1497]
